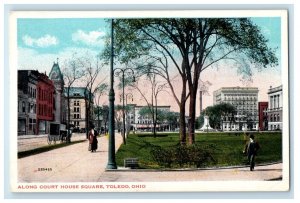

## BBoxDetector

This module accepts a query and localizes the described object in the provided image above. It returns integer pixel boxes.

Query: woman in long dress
[89,124,98,152]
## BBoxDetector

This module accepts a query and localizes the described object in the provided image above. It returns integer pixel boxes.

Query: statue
[200,115,214,132]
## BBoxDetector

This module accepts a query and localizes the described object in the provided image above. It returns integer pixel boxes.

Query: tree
[106,18,278,145]
[202,103,236,130]
[81,52,107,138]
[100,105,109,134]
[165,111,180,131]
[130,72,167,137]
[94,83,108,131]
[114,104,123,137]
[61,53,85,136]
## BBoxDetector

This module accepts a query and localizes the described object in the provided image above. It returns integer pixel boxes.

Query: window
[22,101,26,113]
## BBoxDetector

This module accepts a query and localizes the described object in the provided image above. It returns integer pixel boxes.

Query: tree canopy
[104,18,278,144]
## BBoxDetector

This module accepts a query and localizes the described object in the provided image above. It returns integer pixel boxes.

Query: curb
[105,161,282,172]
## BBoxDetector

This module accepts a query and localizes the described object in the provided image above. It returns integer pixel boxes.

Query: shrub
[150,146,174,167]
[150,144,216,168]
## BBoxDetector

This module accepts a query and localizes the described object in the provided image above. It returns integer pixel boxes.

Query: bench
[124,158,139,169]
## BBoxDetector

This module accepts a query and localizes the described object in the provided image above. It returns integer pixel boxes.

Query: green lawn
[115,132,282,169]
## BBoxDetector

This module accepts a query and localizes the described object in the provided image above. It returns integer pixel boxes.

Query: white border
[9,10,289,192]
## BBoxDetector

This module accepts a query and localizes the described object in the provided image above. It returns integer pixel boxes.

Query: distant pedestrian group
[88,123,98,153]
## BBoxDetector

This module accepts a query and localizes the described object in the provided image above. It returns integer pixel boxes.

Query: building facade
[267,85,283,130]
[258,102,268,131]
[36,73,55,134]
[18,70,39,135]
[127,105,171,131]
[49,62,66,124]
[213,87,259,131]
[64,87,94,132]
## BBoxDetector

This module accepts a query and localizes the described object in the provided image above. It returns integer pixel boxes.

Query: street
[18,133,87,152]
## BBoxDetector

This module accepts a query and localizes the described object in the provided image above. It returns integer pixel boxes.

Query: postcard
[9,10,289,192]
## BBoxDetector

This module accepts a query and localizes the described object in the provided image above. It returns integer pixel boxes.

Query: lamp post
[120,92,133,139]
[114,68,135,145]
[106,19,117,170]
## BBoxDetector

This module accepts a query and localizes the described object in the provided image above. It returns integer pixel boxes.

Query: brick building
[36,73,55,134]
[258,102,268,131]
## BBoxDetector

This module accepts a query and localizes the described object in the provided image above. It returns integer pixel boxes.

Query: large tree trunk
[188,87,197,145]
[179,77,187,145]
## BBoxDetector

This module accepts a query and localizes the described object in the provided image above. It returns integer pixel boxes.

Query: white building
[213,87,259,131]
[127,104,171,131]
[267,85,283,130]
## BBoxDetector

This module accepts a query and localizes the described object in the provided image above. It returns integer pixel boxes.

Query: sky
[17,17,283,115]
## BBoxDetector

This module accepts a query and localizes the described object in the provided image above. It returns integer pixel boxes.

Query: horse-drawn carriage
[47,123,70,144]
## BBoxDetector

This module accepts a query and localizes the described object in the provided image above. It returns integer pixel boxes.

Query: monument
[199,115,214,132]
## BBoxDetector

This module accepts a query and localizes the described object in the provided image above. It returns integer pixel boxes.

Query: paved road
[18,133,87,152]
[18,133,282,183]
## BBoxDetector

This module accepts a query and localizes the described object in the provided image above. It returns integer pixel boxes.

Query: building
[213,87,259,131]
[127,104,171,131]
[36,73,55,134]
[267,85,283,130]
[64,87,94,132]
[18,70,39,135]
[258,102,268,131]
[49,62,66,124]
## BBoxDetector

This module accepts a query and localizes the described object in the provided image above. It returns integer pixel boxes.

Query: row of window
[38,104,52,117]
[18,101,37,114]
[269,114,281,122]
[28,86,37,98]
[73,113,81,119]
[224,96,257,101]
[269,124,281,130]
[74,107,80,112]
[38,88,53,102]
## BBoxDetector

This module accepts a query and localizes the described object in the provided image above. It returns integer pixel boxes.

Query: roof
[49,62,64,81]
[64,87,94,100]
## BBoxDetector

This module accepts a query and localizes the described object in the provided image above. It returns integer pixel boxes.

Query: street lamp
[106,19,117,170]
[114,68,135,145]
[120,92,133,139]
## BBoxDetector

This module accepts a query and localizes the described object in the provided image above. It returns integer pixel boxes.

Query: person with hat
[246,134,260,171]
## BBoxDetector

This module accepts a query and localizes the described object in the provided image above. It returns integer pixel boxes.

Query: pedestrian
[88,123,98,153]
[246,134,260,171]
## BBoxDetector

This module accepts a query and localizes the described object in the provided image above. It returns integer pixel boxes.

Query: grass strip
[18,140,86,159]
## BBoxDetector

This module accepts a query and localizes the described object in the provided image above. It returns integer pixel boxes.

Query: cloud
[22,34,59,48]
[71,29,105,47]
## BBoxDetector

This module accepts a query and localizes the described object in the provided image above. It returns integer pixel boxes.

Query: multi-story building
[64,87,94,132]
[49,62,66,124]
[258,102,268,131]
[267,85,283,130]
[36,73,55,134]
[213,87,259,131]
[18,70,39,135]
[127,104,171,131]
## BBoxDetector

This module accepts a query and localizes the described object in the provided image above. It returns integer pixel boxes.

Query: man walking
[247,134,260,171]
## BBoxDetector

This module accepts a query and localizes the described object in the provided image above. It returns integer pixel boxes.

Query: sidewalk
[18,133,123,182]
[18,132,282,182]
